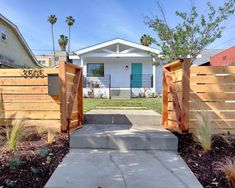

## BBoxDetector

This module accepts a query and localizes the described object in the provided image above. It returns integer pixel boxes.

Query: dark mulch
[0,129,69,188]
[174,132,235,188]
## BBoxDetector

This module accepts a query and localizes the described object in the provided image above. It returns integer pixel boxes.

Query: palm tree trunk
[68,26,71,53]
[51,24,55,66]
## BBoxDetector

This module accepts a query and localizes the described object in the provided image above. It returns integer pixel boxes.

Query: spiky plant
[215,157,235,187]
[47,128,56,144]
[194,111,212,152]
[6,117,27,150]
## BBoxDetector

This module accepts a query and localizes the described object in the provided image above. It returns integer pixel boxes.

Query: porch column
[153,62,156,92]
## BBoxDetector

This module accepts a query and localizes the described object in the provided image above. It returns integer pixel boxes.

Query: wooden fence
[0,62,83,132]
[162,59,235,134]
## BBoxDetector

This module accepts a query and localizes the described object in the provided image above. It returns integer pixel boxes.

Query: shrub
[193,111,212,152]
[5,179,17,188]
[215,157,235,187]
[6,117,27,151]
[9,157,21,170]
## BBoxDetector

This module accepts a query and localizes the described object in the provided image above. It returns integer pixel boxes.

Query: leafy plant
[9,157,21,170]
[140,34,153,46]
[193,111,212,152]
[46,155,52,164]
[36,147,49,158]
[6,116,27,150]
[145,0,235,65]
[215,157,235,187]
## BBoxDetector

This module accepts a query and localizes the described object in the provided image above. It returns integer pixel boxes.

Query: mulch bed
[0,129,69,188]
[174,132,235,188]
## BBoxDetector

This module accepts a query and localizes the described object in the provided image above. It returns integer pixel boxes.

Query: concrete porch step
[70,124,178,151]
[84,109,162,126]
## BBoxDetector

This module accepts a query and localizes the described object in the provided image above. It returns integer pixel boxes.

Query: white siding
[81,57,153,88]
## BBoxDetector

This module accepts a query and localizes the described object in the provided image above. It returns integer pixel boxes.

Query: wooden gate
[0,62,83,132]
[162,59,235,134]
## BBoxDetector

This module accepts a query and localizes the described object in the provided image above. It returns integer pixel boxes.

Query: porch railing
[130,74,153,88]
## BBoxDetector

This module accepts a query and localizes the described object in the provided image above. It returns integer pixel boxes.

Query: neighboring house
[0,14,40,68]
[36,51,68,67]
[192,49,224,66]
[210,46,235,66]
[36,55,52,67]
[70,38,161,98]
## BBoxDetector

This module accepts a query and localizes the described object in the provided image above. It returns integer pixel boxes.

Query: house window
[0,25,7,41]
[38,60,46,65]
[87,63,104,77]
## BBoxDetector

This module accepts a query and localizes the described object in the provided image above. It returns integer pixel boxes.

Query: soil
[0,128,69,188]
[174,132,235,188]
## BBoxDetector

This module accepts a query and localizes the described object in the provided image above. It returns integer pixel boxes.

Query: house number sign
[22,69,45,77]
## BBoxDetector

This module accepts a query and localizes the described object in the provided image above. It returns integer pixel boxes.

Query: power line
[211,37,235,49]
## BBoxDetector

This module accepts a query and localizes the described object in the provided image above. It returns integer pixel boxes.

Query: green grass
[83,98,162,113]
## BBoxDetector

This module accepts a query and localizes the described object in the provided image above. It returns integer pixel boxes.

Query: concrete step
[70,124,178,151]
[85,110,161,126]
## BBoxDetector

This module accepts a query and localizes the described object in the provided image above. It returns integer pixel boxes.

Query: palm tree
[58,35,68,51]
[66,16,75,53]
[48,15,57,63]
[140,34,152,46]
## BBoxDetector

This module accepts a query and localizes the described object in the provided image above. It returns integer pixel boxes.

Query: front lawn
[83,98,162,113]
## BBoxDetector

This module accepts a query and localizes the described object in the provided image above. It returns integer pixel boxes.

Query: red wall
[210,46,235,66]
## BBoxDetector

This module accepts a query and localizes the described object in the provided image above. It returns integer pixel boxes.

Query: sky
[1,0,235,55]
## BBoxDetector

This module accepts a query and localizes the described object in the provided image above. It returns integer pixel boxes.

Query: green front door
[131,63,142,88]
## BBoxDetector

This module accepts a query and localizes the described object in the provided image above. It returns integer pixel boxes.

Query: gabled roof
[0,14,41,67]
[75,38,160,55]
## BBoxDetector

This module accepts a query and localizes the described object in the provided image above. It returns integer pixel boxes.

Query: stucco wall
[73,57,162,93]
[0,20,37,67]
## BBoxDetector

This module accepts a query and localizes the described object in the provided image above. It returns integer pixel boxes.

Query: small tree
[145,0,235,65]
[58,35,68,51]
[66,16,75,53]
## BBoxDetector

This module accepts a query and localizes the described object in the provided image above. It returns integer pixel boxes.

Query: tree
[140,34,153,46]
[145,0,235,65]
[66,16,75,53]
[48,15,57,64]
[58,35,68,51]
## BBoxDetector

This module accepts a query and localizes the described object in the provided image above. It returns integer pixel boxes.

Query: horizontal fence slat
[190,93,235,101]
[190,85,235,92]
[0,102,60,110]
[0,86,48,94]
[189,111,235,120]
[190,75,235,84]
[190,66,235,74]
[0,111,60,119]
[0,77,48,86]
[0,95,59,102]
[0,69,59,77]
[189,102,235,110]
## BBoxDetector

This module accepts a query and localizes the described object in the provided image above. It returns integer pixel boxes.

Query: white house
[70,38,161,98]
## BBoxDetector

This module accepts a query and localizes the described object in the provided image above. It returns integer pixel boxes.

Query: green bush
[36,147,49,157]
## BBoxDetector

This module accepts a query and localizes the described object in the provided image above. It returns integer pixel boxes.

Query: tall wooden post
[59,62,68,132]
[181,59,190,132]
[162,68,168,128]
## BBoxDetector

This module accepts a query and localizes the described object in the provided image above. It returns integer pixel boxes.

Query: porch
[83,73,154,98]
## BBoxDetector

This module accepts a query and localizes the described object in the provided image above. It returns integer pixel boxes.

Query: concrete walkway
[45,149,202,188]
[45,110,203,188]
